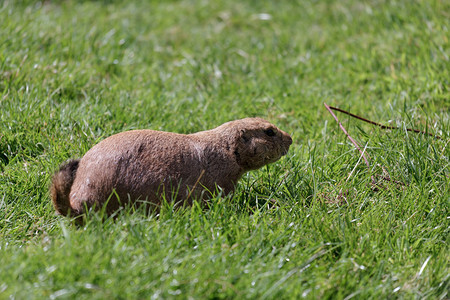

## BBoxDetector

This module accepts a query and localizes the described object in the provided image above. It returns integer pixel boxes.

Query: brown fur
[50,118,292,217]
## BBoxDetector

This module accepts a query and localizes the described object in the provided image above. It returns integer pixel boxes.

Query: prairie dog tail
[50,159,80,216]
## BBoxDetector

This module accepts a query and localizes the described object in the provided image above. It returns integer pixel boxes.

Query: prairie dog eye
[264,128,276,137]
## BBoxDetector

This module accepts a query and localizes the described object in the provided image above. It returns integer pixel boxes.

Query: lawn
[0,0,449,299]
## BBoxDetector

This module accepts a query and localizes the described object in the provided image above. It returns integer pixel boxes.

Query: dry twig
[322,103,424,201]
[327,105,441,139]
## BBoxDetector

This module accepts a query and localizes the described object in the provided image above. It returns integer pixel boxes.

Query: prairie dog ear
[240,130,251,143]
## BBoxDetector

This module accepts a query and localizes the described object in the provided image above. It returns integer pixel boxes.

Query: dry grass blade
[323,103,371,170]
[323,103,414,198]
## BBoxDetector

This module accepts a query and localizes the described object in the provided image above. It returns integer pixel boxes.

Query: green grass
[0,0,449,298]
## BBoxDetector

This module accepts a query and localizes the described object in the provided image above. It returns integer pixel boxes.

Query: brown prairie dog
[50,118,292,217]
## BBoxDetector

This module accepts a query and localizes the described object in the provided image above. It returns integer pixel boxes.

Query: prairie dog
[50,118,292,217]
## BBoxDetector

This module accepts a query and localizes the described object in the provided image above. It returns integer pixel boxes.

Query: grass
[0,0,449,298]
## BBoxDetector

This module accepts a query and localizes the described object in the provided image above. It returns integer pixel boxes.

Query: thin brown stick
[323,103,414,197]
[327,105,441,139]
[324,103,371,170]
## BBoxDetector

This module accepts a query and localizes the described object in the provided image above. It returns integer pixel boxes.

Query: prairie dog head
[221,118,292,171]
